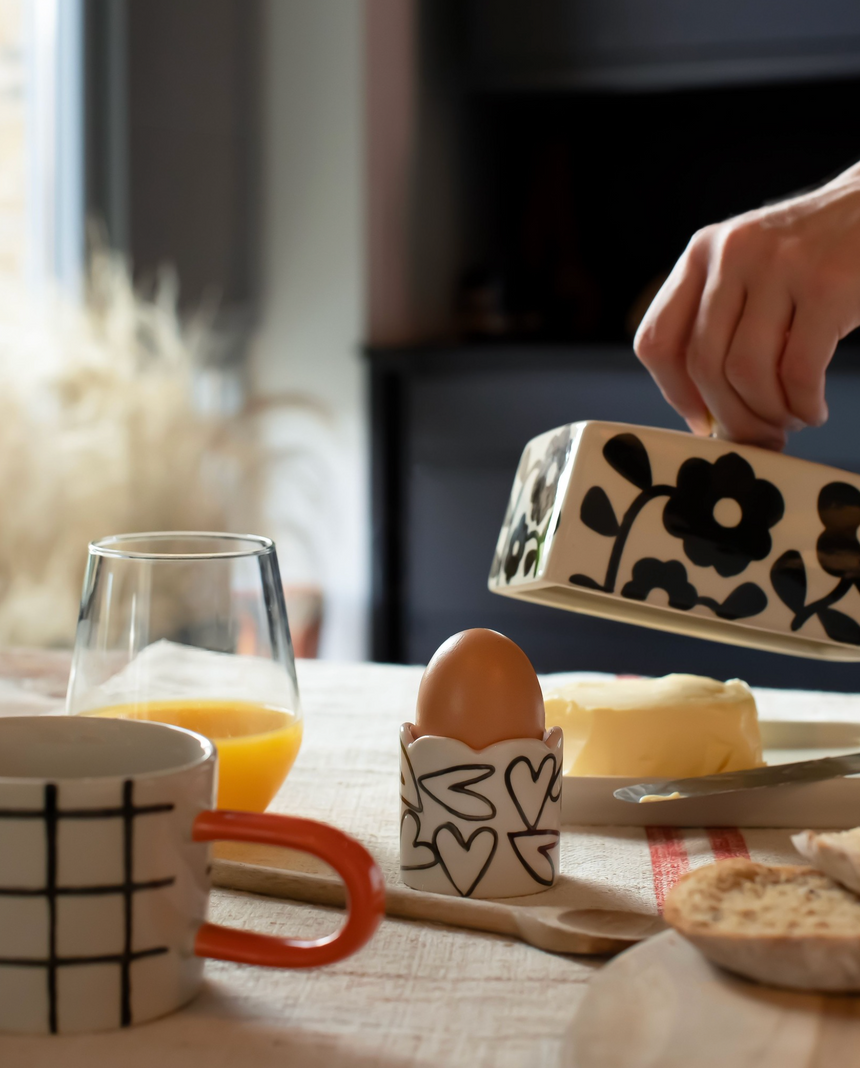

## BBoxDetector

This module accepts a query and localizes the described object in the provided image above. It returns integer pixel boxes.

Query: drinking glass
[66,532,302,812]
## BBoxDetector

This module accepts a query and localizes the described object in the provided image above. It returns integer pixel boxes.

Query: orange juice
[85,700,303,811]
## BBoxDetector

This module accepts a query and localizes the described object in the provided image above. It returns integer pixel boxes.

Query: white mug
[0,716,384,1034]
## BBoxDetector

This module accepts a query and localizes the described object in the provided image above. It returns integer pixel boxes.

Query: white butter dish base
[562,719,860,827]
[400,724,562,898]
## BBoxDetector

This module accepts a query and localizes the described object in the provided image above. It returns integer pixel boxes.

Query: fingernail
[686,415,713,437]
[803,407,828,429]
[787,416,806,433]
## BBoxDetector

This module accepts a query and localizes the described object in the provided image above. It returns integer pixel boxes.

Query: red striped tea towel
[540,825,804,915]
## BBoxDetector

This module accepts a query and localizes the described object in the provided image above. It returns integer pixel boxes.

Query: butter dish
[489,421,860,660]
[562,719,860,827]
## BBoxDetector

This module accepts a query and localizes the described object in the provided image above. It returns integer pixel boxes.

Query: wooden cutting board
[564,930,860,1067]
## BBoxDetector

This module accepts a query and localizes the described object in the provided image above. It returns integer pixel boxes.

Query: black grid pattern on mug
[0,780,175,1033]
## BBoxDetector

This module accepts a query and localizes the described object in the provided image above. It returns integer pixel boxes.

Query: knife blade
[613,751,860,803]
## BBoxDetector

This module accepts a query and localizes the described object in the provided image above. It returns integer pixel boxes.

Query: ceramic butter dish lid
[489,421,860,660]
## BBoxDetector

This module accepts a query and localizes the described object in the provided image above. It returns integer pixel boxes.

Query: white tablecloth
[1,656,859,1067]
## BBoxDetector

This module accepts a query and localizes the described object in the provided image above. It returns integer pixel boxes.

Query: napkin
[0,677,64,716]
[72,639,298,711]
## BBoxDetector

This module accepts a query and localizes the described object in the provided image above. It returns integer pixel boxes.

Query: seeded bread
[792,828,860,895]
[663,858,860,991]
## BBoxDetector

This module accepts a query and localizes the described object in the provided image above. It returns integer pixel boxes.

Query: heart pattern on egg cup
[399,724,562,899]
[504,754,560,830]
[417,765,497,821]
[433,824,498,898]
[400,740,422,813]
[399,810,436,871]
[508,829,560,887]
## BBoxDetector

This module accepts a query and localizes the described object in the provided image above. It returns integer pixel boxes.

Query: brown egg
[414,629,545,749]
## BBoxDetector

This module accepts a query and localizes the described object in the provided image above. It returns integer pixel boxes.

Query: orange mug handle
[192,810,385,968]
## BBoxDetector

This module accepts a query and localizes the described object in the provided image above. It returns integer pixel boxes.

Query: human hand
[634,162,860,450]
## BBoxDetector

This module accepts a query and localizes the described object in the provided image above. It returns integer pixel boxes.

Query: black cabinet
[370,344,860,691]
[466,0,860,89]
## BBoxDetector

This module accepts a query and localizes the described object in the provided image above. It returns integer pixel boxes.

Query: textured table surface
[0,653,602,1068]
[2,651,860,1068]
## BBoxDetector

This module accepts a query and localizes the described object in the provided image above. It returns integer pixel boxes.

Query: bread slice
[792,828,860,895]
[664,858,860,991]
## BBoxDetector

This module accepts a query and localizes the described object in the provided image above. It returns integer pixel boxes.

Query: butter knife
[614,751,860,803]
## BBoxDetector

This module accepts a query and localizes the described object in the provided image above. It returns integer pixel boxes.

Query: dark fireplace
[367,0,860,689]
[458,80,860,347]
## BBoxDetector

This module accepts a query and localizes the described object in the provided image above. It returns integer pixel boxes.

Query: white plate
[561,720,860,827]
[563,930,860,1068]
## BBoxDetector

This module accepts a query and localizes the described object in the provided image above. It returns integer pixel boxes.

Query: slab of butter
[543,674,763,778]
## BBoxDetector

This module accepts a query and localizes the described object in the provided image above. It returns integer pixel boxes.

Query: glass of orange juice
[66,532,302,812]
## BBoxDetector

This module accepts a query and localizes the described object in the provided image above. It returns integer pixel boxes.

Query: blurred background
[4,0,860,688]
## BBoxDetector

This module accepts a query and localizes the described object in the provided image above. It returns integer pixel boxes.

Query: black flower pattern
[503,515,528,582]
[491,426,573,586]
[621,558,768,620]
[816,482,860,582]
[662,453,784,578]
[771,481,860,647]
[530,426,571,525]
[518,427,860,644]
[621,559,697,610]
[566,432,770,624]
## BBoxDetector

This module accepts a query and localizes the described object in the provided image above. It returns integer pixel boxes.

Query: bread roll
[664,858,860,992]
[792,828,860,895]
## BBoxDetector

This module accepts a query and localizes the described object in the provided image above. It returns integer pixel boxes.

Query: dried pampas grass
[0,248,256,646]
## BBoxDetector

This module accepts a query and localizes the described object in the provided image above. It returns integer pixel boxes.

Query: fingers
[723,287,803,431]
[685,276,787,449]
[634,244,712,436]
[780,305,836,427]
[636,219,837,449]
[685,271,745,432]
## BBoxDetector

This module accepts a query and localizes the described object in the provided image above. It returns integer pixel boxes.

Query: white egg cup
[399,724,563,899]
